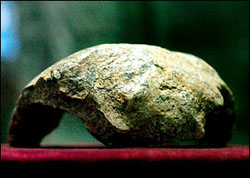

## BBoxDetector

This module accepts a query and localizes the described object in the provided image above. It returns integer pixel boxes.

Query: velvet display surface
[1,143,249,172]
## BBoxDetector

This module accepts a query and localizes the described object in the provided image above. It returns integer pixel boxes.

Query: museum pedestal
[1,143,249,172]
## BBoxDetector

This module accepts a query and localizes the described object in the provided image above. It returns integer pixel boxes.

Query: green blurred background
[1,1,249,145]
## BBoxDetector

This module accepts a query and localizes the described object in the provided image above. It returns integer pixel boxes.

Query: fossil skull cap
[8,44,235,147]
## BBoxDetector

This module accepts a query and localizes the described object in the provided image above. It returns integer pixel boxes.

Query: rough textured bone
[8,44,235,147]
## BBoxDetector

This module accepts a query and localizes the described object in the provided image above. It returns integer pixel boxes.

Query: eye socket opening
[8,103,99,147]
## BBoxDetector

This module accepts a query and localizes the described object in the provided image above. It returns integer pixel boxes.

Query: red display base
[1,143,249,172]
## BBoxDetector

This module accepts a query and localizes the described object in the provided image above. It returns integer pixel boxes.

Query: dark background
[1,1,249,145]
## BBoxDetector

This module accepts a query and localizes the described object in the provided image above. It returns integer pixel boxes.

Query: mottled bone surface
[8,44,235,147]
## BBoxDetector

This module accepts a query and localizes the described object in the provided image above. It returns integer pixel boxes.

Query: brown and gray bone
[8,44,235,147]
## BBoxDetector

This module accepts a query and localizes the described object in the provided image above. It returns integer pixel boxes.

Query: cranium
[8,44,235,147]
